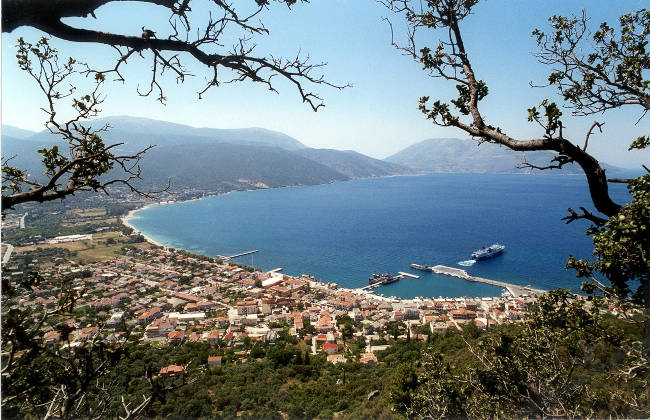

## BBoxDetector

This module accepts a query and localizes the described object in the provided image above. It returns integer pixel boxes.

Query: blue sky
[2,0,648,168]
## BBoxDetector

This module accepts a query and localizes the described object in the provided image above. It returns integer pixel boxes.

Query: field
[65,208,107,217]
[14,231,151,264]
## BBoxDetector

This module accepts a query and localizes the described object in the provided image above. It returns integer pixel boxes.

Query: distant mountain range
[1,118,625,196]
[1,117,414,193]
[385,137,623,174]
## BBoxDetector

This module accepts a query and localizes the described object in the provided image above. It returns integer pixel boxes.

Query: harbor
[358,263,545,298]
[431,265,545,297]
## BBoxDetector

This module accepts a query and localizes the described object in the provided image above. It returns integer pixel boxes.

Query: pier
[431,265,545,297]
[267,268,283,274]
[217,250,259,261]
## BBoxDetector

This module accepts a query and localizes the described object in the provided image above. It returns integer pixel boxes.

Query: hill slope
[25,116,307,152]
[137,143,348,192]
[294,148,417,178]
[386,138,589,174]
[2,118,414,194]
[2,125,37,139]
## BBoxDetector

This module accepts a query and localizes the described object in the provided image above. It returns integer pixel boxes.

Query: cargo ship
[471,244,505,261]
[369,273,399,285]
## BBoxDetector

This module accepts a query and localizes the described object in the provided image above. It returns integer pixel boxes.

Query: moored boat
[471,243,505,261]
[369,273,399,285]
[410,263,434,272]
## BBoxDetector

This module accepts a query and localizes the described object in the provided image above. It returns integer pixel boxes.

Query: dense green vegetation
[6,292,645,419]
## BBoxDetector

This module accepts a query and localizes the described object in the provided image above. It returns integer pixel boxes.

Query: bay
[127,173,631,299]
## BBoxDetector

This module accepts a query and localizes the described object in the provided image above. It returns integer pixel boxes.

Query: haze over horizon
[2,0,648,168]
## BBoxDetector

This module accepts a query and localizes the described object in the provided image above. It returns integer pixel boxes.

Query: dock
[431,265,545,297]
[217,250,259,261]
[267,268,283,274]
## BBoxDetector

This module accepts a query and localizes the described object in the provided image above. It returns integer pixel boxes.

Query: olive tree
[383,0,648,309]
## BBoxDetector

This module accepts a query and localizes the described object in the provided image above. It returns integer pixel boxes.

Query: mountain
[2,125,37,139]
[293,148,417,178]
[1,135,54,181]
[386,138,599,174]
[25,116,307,152]
[2,116,413,194]
[137,143,348,191]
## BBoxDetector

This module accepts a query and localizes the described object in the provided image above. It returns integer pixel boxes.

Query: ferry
[471,243,506,261]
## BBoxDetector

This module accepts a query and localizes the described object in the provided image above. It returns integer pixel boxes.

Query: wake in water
[458,260,476,267]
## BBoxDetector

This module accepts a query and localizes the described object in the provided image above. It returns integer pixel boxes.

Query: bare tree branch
[2,0,348,110]
[383,1,650,221]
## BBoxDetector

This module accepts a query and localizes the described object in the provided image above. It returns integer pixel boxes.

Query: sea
[126,173,633,299]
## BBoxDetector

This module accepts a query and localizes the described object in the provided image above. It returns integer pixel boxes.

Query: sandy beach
[121,203,166,248]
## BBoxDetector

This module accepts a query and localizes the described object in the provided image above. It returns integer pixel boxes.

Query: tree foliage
[384,0,649,313]
[1,37,160,210]
[397,291,649,419]
[384,0,648,224]
[383,2,650,416]
[1,0,346,109]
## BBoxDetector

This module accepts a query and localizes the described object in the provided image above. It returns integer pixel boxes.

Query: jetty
[217,250,259,261]
[431,265,545,297]
[267,268,283,274]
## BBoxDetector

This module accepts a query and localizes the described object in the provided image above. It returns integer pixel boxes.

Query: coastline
[121,204,166,248]
[118,173,567,300]
[120,199,414,303]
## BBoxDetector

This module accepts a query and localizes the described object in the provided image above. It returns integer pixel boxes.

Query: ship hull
[472,248,504,260]
[471,244,506,261]
[410,264,433,272]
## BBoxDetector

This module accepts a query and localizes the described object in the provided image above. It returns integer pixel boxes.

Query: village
[3,234,542,377]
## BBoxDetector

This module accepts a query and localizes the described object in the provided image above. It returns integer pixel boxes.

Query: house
[450,308,477,320]
[106,311,124,329]
[173,292,202,303]
[360,353,378,364]
[236,299,258,316]
[322,342,338,354]
[261,298,275,315]
[145,318,176,339]
[138,307,162,324]
[207,356,222,366]
[159,364,184,377]
[327,354,347,364]
[168,330,185,344]
[44,331,60,344]
[204,330,221,345]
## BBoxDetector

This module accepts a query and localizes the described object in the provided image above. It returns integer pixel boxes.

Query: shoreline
[120,198,418,303]
[118,174,548,301]
[122,204,166,248]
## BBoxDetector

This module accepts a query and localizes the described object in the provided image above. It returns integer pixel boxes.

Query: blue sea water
[127,174,631,299]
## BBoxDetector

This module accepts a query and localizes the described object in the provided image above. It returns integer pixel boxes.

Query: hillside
[386,138,589,174]
[136,143,348,191]
[25,116,307,152]
[2,118,413,194]
[2,125,37,139]
[294,148,417,178]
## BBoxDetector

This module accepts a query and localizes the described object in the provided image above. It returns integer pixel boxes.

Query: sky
[1,0,648,168]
